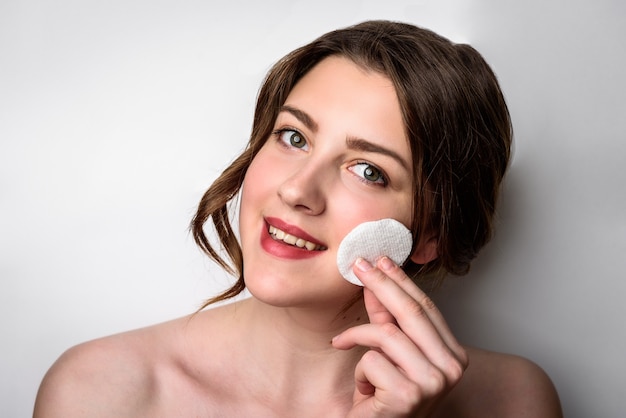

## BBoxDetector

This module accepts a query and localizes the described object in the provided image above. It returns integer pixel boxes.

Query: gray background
[2,0,625,416]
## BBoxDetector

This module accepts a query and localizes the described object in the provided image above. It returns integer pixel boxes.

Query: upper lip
[264,217,327,248]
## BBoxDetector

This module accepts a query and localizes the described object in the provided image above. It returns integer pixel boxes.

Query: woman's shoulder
[33,316,195,417]
[435,346,563,417]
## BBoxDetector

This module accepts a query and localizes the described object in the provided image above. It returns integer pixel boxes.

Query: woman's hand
[332,256,468,418]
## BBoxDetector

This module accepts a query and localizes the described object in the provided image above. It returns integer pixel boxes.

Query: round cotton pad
[336,218,413,286]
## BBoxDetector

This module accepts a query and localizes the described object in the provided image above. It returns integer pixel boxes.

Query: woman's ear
[410,235,439,264]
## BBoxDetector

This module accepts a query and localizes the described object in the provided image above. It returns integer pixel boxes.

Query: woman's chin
[244,271,360,310]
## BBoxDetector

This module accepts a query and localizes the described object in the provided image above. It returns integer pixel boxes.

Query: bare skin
[34,295,562,417]
[34,57,562,417]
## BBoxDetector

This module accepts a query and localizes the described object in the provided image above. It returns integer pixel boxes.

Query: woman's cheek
[338,173,411,225]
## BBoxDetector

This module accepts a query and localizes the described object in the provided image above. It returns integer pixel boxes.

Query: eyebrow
[280,105,319,132]
[279,105,409,171]
[346,137,410,171]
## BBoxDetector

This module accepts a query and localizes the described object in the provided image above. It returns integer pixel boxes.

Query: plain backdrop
[2,0,625,417]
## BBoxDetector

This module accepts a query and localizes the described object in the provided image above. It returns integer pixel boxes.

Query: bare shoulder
[33,319,183,418]
[434,346,563,418]
[33,306,240,417]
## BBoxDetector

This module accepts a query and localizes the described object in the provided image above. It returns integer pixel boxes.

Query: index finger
[353,257,467,365]
[363,287,394,325]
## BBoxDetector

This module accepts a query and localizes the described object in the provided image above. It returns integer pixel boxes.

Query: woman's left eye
[349,162,387,186]
[276,129,308,150]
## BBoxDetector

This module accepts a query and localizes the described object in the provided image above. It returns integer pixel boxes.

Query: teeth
[268,225,325,251]
[283,234,297,245]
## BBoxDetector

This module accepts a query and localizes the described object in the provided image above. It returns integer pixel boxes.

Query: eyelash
[273,128,308,151]
[271,128,388,187]
[349,161,388,187]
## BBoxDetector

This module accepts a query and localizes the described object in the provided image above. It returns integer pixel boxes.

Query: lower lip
[260,224,325,260]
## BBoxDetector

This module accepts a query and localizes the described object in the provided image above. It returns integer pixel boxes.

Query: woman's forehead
[282,56,409,155]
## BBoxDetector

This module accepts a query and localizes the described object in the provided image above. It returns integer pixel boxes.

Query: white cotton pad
[336,218,413,286]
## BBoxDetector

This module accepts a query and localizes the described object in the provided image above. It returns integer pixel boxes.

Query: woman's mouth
[268,225,327,251]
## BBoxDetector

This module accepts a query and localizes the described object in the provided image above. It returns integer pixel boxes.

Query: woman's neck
[210,296,369,408]
[242,295,365,349]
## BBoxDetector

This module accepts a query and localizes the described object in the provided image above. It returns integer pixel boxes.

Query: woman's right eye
[275,129,308,151]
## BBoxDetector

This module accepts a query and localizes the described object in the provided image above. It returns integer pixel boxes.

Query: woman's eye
[350,162,387,186]
[277,129,308,150]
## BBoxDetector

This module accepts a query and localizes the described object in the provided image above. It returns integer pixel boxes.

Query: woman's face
[239,56,414,308]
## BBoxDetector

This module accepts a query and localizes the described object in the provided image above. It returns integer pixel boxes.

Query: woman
[34,20,562,417]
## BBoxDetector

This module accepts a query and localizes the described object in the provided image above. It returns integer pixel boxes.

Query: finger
[363,287,394,325]
[360,256,465,357]
[351,258,396,325]
[353,350,428,416]
[374,257,468,366]
[334,322,446,387]
[376,257,455,341]
[355,350,406,396]
[353,257,468,374]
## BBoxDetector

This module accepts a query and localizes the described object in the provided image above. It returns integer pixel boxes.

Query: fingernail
[355,257,373,271]
[379,256,394,271]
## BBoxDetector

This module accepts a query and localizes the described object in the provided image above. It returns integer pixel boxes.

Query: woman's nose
[277,162,327,215]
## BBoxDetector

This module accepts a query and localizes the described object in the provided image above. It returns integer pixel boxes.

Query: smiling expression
[238,56,414,307]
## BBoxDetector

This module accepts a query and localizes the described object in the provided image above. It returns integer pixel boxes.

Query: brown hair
[191,20,512,307]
